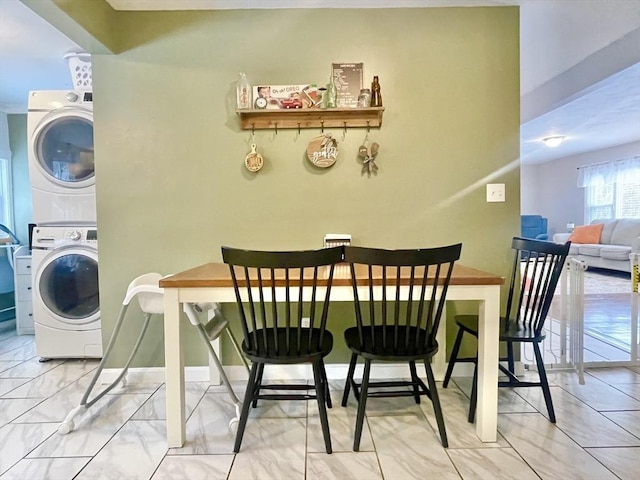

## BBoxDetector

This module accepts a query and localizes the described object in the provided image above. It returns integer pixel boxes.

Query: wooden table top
[159,262,504,288]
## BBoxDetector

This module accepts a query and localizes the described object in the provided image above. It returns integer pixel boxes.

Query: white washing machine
[32,224,102,359]
[28,90,95,224]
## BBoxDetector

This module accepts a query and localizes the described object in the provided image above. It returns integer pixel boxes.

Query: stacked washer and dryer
[28,90,102,359]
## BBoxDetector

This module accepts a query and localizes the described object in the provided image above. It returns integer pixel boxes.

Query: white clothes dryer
[32,224,102,359]
[28,90,96,224]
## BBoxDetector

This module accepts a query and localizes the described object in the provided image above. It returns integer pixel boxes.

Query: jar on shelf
[236,72,251,110]
[357,89,371,108]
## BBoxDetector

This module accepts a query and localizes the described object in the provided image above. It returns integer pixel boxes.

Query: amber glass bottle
[370,76,382,107]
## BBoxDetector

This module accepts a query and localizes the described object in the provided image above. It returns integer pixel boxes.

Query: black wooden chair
[443,237,570,423]
[221,246,344,454]
[341,244,462,450]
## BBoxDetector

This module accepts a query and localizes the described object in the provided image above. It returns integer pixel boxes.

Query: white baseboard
[99,361,511,385]
[99,366,211,385]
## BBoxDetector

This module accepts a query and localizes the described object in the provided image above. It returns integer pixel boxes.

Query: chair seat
[344,326,438,360]
[455,315,547,343]
[242,328,333,364]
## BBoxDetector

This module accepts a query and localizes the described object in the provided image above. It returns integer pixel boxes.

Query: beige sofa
[553,218,640,273]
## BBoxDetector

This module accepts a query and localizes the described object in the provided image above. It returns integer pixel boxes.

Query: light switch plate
[486,183,505,202]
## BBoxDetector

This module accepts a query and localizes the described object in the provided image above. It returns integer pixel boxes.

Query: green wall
[89,7,520,367]
[8,114,31,246]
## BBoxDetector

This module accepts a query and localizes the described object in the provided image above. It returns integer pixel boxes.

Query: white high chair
[58,272,248,434]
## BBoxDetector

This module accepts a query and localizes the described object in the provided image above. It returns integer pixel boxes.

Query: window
[0,157,12,231]
[579,157,640,223]
[0,114,13,232]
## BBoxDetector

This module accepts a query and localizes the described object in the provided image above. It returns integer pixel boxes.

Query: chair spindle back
[344,244,462,355]
[505,237,571,335]
[221,246,344,357]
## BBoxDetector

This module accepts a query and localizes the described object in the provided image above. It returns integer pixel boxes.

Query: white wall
[519,1,640,97]
[521,140,640,237]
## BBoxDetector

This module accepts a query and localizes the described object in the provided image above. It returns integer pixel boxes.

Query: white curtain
[0,114,10,160]
[577,156,640,187]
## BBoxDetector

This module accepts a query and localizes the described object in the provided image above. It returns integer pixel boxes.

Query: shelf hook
[321,120,324,134]
[366,121,370,133]
[343,121,347,135]
[297,122,301,135]
[251,123,255,136]
[274,122,278,135]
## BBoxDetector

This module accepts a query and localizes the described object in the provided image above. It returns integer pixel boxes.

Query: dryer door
[32,107,94,188]
[34,246,100,327]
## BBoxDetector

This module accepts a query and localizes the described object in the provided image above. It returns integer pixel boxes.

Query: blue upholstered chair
[521,215,548,241]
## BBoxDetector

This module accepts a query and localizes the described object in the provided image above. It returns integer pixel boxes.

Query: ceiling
[0,0,639,164]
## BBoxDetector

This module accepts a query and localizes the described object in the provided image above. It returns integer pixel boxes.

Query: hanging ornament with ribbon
[358,141,380,175]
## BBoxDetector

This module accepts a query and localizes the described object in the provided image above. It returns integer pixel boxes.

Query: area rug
[581,268,632,295]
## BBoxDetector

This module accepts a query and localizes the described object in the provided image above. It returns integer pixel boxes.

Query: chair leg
[312,360,333,454]
[252,363,264,408]
[468,361,478,424]
[353,359,371,452]
[319,359,332,409]
[234,361,259,453]
[424,360,448,448]
[443,327,465,388]
[533,342,556,423]
[409,361,421,404]
[342,353,358,407]
[507,341,515,376]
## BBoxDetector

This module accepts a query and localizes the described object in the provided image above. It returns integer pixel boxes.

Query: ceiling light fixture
[542,136,565,148]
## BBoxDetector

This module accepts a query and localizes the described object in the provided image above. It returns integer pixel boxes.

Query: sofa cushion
[567,243,581,255]
[592,219,618,245]
[577,244,603,257]
[600,245,632,261]
[570,223,604,244]
[611,219,640,246]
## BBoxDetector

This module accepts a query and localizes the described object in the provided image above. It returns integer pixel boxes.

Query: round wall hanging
[306,134,338,168]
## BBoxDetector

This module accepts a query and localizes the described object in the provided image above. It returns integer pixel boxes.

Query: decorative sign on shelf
[332,63,363,108]
[307,134,338,168]
[252,84,320,109]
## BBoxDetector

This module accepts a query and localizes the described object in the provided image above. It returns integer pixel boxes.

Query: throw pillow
[569,223,604,244]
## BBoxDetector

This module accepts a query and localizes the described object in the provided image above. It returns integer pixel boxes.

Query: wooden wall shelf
[237,107,384,130]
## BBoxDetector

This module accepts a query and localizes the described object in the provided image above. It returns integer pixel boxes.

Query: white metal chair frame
[58,273,248,434]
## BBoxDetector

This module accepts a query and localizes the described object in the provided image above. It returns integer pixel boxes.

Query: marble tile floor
[1,326,639,480]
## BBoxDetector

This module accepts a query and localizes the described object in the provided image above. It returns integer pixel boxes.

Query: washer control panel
[32,226,98,248]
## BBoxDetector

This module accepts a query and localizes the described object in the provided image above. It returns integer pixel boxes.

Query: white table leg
[164,288,186,447]
[475,286,500,442]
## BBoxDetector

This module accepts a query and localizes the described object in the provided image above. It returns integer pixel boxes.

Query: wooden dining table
[159,262,504,448]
